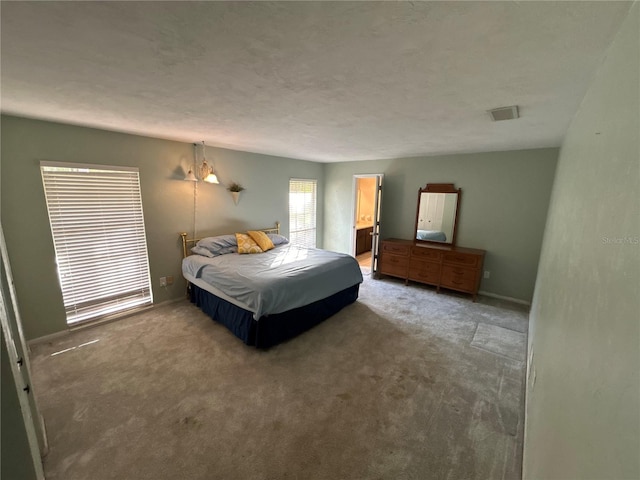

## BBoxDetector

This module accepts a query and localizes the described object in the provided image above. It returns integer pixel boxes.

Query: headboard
[180,221,281,258]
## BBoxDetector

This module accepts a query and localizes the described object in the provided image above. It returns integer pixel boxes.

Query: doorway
[351,174,383,276]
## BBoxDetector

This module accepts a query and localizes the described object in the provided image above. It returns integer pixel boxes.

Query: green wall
[324,148,559,302]
[523,3,639,479]
[0,116,323,340]
[1,114,559,339]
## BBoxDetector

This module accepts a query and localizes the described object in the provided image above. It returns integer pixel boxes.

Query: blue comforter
[182,244,363,319]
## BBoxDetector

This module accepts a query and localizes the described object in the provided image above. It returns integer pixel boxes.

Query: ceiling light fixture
[200,141,219,184]
[185,141,219,184]
[185,158,197,181]
[185,143,198,182]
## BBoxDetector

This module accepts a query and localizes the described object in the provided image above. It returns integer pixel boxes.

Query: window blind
[289,179,317,248]
[40,162,153,325]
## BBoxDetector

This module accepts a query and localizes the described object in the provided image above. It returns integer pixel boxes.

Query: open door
[351,174,383,277]
[370,174,383,276]
[1,224,46,479]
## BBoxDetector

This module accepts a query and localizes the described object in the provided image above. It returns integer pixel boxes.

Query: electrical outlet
[159,277,167,287]
[166,276,174,285]
[484,270,490,279]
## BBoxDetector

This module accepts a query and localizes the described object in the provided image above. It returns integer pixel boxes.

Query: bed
[180,223,363,348]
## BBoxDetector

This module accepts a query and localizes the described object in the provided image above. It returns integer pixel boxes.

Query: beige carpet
[30,275,528,480]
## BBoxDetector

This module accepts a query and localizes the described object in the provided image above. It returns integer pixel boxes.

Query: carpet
[471,323,526,362]
[30,274,528,480]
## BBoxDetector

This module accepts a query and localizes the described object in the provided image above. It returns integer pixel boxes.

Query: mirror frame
[414,183,462,246]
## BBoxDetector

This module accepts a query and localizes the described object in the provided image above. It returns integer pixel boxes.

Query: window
[41,162,152,325]
[289,179,317,248]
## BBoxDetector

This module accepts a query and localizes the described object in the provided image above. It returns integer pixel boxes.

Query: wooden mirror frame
[414,183,462,246]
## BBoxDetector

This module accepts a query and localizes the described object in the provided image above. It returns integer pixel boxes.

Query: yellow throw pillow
[247,230,275,252]
[235,233,263,254]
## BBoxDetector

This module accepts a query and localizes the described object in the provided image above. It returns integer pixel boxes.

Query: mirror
[414,183,461,245]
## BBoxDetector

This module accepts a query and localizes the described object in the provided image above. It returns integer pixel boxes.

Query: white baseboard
[478,290,531,306]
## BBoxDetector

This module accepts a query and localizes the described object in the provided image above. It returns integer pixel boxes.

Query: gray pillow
[191,234,238,257]
[267,233,289,245]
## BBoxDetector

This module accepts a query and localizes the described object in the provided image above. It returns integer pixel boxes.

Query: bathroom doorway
[351,174,383,276]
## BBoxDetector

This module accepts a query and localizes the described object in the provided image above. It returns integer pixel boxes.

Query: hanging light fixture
[200,141,219,184]
[184,141,219,184]
[185,143,198,182]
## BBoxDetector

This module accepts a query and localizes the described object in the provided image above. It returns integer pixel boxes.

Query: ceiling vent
[488,105,519,121]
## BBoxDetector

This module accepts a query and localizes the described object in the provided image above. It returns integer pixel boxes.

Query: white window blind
[289,179,317,248]
[41,162,153,325]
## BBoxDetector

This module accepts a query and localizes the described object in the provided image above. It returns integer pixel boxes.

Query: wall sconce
[185,141,219,184]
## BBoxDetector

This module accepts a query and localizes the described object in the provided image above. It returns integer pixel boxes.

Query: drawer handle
[447,256,474,263]
[451,280,464,285]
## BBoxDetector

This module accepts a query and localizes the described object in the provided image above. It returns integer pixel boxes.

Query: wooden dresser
[379,238,485,301]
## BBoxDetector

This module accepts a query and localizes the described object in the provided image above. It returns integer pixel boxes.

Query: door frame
[1,225,46,479]
[350,174,384,273]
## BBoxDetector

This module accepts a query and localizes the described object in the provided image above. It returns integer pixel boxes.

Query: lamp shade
[185,170,197,182]
[203,172,219,184]
[200,160,219,184]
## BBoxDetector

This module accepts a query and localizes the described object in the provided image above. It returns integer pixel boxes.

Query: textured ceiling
[0,1,632,162]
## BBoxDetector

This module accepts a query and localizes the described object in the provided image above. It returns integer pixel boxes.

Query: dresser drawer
[408,260,440,284]
[379,238,484,301]
[382,242,410,256]
[442,252,480,267]
[440,265,477,292]
[411,246,442,261]
[380,253,409,278]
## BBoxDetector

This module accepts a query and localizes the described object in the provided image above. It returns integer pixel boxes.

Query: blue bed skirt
[189,283,360,348]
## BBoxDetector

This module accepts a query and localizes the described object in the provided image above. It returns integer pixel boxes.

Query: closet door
[423,192,445,232]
